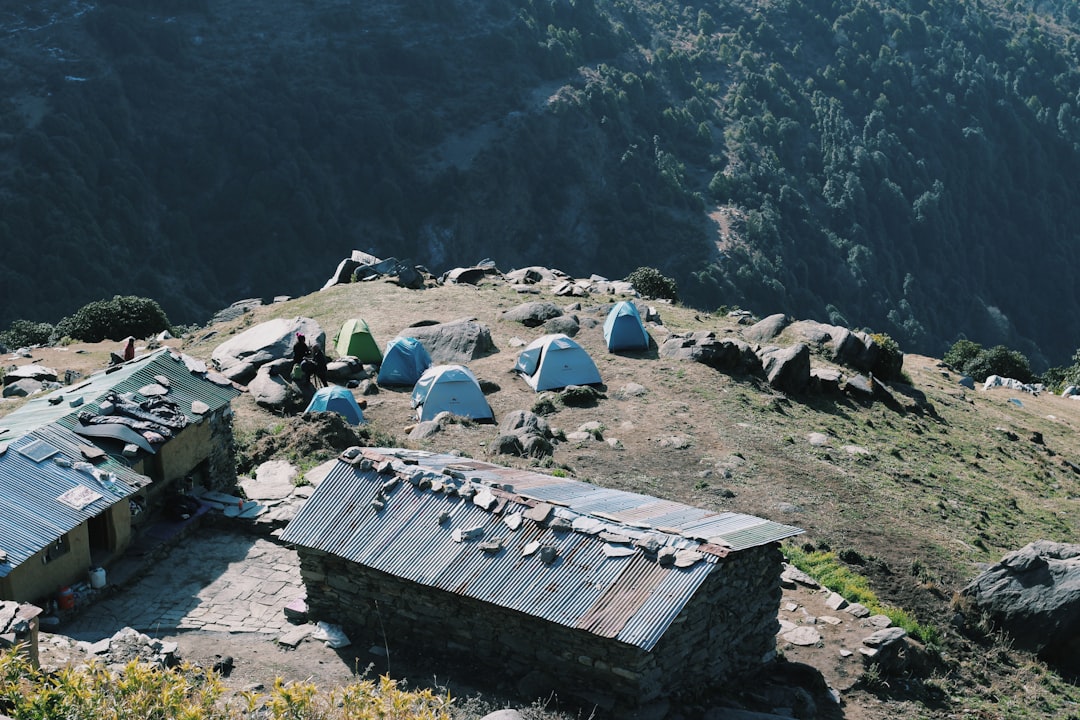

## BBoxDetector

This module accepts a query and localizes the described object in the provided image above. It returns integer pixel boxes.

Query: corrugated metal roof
[281,449,802,651]
[0,427,147,578]
[0,349,239,440]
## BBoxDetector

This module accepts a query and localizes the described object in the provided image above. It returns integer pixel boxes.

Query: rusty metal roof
[281,449,802,651]
[0,426,148,578]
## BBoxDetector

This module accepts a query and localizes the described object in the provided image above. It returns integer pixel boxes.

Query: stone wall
[132,407,237,498]
[205,407,238,492]
[298,542,782,707]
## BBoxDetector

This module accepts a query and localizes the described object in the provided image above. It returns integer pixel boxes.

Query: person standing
[310,344,329,388]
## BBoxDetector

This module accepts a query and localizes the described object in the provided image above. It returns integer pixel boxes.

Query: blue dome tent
[514,334,602,391]
[377,337,433,387]
[603,301,650,352]
[305,386,366,425]
[411,365,493,422]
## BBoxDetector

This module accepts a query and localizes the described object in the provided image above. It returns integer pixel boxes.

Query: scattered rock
[782,626,822,646]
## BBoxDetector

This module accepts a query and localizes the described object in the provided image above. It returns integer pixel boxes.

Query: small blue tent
[411,365,493,422]
[603,301,650,352]
[305,386,366,425]
[377,337,432,386]
[514,334,602,391]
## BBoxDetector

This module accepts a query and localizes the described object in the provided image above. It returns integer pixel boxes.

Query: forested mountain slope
[3,0,1079,367]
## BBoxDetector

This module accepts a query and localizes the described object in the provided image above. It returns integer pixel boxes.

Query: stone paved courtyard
[61,529,303,640]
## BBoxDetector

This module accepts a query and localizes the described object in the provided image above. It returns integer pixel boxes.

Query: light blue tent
[305,386,366,425]
[603,301,650,352]
[411,365,493,422]
[514,334,602,391]
[377,337,433,386]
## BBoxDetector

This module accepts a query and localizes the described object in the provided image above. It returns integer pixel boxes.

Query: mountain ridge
[3,0,1080,368]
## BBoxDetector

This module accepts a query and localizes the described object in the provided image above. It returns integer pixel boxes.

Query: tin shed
[281,449,803,706]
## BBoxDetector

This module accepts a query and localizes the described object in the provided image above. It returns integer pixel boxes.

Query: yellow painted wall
[2,524,91,603]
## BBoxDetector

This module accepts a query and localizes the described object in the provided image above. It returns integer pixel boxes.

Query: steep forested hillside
[3,0,1079,366]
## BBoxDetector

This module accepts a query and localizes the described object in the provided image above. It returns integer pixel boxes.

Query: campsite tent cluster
[304,304,650,426]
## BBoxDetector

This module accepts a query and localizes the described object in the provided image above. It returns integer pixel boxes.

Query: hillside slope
[3,1,1080,357]
[9,273,1078,716]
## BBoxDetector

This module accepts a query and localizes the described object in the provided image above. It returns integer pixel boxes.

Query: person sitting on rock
[123,337,136,362]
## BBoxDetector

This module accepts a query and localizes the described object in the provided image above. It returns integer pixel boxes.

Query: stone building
[0,349,239,602]
[281,448,803,708]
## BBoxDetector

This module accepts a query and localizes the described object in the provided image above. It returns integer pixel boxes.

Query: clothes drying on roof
[411,365,493,422]
[377,337,433,387]
[305,386,366,425]
[514,334,602,391]
[333,319,382,364]
[603,301,650,352]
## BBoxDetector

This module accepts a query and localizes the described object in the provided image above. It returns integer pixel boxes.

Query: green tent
[333,318,382,363]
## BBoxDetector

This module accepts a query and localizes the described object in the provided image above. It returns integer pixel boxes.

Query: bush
[963,345,1034,383]
[625,266,678,301]
[62,295,171,342]
[942,339,982,373]
[0,319,55,348]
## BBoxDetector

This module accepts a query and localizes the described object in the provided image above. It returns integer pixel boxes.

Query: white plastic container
[88,567,106,589]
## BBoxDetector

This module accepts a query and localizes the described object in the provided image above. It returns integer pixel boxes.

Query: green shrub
[942,339,982,373]
[0,319,55,348]
[63,295,171,343]
[963,345,1034,383]
[625,266,678,301]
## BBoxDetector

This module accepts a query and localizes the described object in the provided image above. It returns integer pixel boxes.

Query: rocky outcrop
[211,317,325,384]
[961,540,1080,657]
[658,332,762,375]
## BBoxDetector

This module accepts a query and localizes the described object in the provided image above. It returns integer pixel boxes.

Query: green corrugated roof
[0,349,239,440]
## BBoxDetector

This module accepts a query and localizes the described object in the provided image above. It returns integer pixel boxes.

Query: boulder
[961,540,1080,656]
[3,364,58,385]
[542,315,580,337]
[248,364,307,414]
[489,434,525,457]
[331,251,380,286]
[744,313,790,343]
[212,317,325,384]
[843,373,875,399]
[831,328,879,373]
[504,267,569,285]
[500,301,563,327]
[810,367,843,394]
[758,343,811,394]
[521,435,554,458]
[2,379,42,398]
[211,298,263,324]
[326,357,367,384]
[406,318,496,365]
[499,410,552,439]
